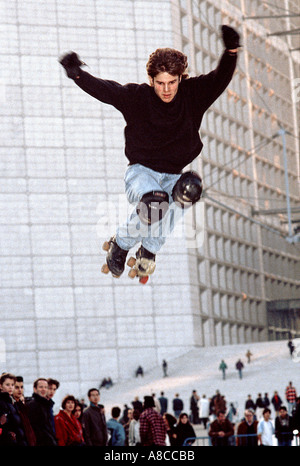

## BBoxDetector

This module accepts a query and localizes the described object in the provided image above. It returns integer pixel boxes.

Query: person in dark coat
[235,359,244,379]
[13,376,36,446]
[174,413,196,446]
[0,373,27,445]
[172,394,184,418]
[82,388,107,446]
[271,391,283,416]
[159,392,168,415]
[27,378,57,446]
[209,410,234,446]
[275,406,294,447]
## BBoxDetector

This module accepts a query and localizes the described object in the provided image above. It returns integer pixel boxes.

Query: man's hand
[59,51,86,79]
[221,25,241,52]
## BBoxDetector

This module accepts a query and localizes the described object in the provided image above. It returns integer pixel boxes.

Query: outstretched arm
[59,51,132,112]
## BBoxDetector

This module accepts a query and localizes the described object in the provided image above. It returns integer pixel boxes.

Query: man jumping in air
[59,25,241,280]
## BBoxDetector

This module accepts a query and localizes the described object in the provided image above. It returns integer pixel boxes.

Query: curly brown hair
[146,48,188,79]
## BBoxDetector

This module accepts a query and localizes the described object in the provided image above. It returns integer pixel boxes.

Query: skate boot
[101,236,128,278]
[127,245,156,284]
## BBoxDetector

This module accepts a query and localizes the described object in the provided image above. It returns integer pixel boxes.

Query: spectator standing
[208,410,234,446]
[0,373,26,445]
[163,413,177,446]
[190,390,200,424]
[285,381,297,416]
[255,393,265,421]
[257,408,274,446]
[107,407,126,446]
[139,396,167,446]
[236,409,258,446]
[132,396,143,413]
[82,388,107,446]
[73,400,84,425]
[47,378,60,436]
[55,395,84,446]
[263,393,270,410]
[235,359,244,379]
[128,409,141,446]
[174,412,196,446]
[27,378,57,446]
[172,394,184,419]
[275,406,293,447]
[152,393,161,413]
[245,394,256,411]
[199,394,209,429]
[13,376,36,446]
[159,391,168,415]
[219,360,227,380]
[271,391,283,416]
[122,408,133,445]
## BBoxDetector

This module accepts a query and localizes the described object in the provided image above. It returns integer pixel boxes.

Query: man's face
[48,384,58,399]
[34,380,48,398]
[217,413,226,423]
[13,381,24,401]
[279,409,287,418]
[150,72,181,103]
[89,390,100,405]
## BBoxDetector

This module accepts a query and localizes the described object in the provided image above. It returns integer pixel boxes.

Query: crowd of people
[0,371,299,447]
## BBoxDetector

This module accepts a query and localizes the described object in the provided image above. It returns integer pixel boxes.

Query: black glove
[59,51,86,79]
[221,25,241,50]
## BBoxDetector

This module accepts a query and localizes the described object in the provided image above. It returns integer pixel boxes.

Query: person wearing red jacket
[55,395,84,446]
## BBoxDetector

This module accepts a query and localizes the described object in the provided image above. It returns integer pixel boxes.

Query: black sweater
[75,50,237,174]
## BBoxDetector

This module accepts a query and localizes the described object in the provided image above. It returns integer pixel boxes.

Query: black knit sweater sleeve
[189,50,237,113]
[74,70,137,114]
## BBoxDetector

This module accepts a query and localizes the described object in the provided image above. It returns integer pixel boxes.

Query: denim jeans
[116,164,182,254]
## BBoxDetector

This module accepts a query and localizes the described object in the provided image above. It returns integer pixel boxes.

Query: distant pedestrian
[271,391,283,416]
[257,408,274,446]
[199,395,209,429]
[219,360,227,380]
[287,340,295,358]
[172,394,184,418]
[235,359,244,379]
[285,381,297,416]
[246,349,253,363]
[263,393,270,409]
[158,392,168,415]
[245,394,256,411]
[255,393,265,421]
[135,366,144,377]
[190,390,200,424]
[162,360,168,377]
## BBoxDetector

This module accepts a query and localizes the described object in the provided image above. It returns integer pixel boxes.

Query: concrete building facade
[0,0,299,395]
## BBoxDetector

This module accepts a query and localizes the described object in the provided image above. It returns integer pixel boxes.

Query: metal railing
[182,432,299,446]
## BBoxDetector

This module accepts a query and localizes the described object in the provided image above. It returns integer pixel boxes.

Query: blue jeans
[116,164,182,254]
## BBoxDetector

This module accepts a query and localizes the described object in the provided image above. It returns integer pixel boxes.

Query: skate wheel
[127,257,136,268]
[101,263,109,274]
[128,269,137,279]
[139,276,149,285]
[102,241,110,251]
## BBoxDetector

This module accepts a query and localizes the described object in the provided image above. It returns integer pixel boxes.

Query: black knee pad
[172,171,202,207]
[137,191,169,225]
